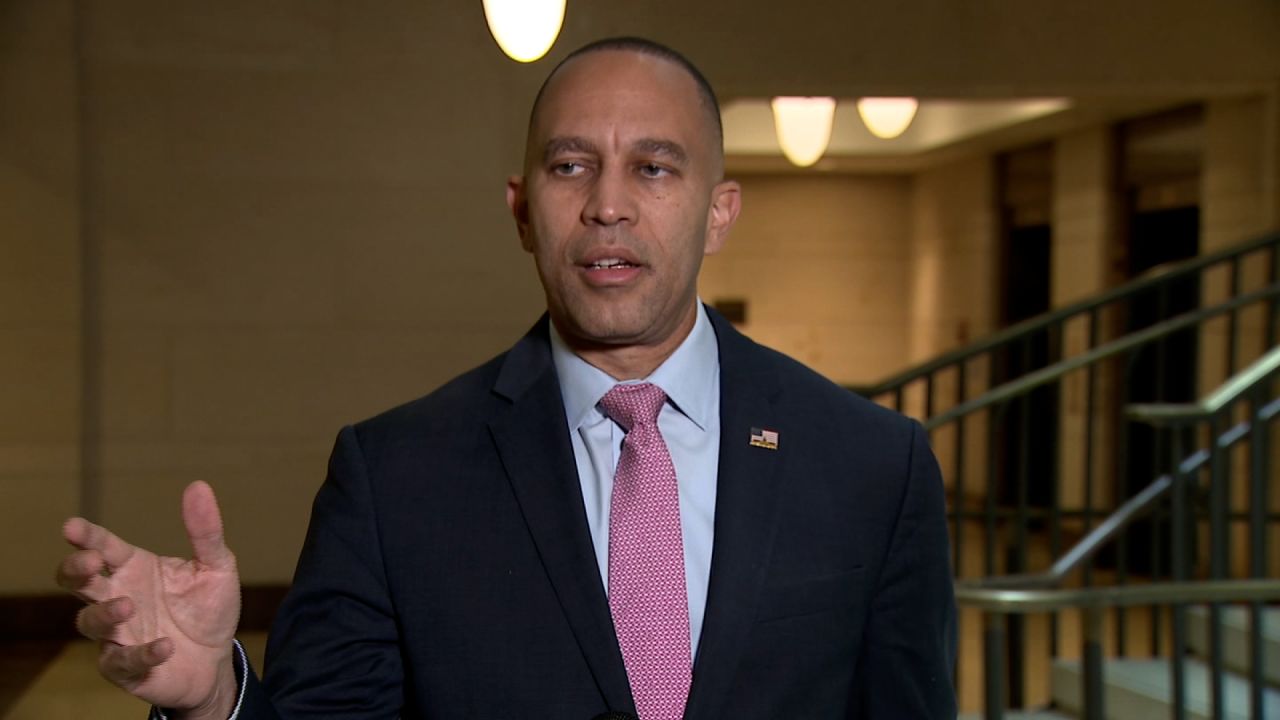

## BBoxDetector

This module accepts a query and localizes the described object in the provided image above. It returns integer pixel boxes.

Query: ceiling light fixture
[482,0,566,63]
[770,96,837,167]
[855,97,919,139]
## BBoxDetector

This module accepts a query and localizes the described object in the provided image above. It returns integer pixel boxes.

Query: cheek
[528,219,565,258]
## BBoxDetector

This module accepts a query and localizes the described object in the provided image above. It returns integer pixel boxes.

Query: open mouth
[586,258,639,270]
[580,256,644,286]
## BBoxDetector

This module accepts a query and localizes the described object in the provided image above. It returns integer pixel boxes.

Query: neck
[557,304,698,381]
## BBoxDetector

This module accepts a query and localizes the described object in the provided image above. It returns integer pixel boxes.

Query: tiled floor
[3,634,267,720]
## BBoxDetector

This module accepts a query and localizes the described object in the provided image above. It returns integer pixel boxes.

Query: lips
[579,253,644,287]
[586,257,638,269]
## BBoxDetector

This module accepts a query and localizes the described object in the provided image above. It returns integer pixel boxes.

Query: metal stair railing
[955,345,1280,720]
[852,230,1280,713]
[936,281,1280,670]
[957,581,1280,720]
[1124,346,1280,720]
[849,231,1280,409]
[850,231,1280,586]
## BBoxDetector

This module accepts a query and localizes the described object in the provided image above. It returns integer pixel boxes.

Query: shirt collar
[550,303,719,432]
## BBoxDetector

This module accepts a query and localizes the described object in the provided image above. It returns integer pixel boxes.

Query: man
[58,37,956,719]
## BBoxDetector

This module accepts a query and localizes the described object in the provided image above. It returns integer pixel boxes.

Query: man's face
[507,50,740,362]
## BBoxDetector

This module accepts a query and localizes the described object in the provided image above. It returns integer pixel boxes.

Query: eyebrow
[543,136,598,163]
[633,138,688,166]
[541,136,689,166]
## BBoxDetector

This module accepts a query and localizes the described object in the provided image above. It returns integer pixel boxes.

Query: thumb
[182,481,234,570]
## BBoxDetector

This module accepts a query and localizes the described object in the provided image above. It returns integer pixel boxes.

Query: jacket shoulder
[743,335,918,439]
[346,350,509,452]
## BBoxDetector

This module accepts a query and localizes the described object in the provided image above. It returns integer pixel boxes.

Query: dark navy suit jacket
[234,309,957,718]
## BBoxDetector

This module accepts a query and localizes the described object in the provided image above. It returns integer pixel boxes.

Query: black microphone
[591,714,638,720]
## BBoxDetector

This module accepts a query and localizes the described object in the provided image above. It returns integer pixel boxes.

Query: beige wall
[908,156,999,365]
[0,0,83,593]
[1052,129,1118,309]
[3,1,1280,594]
[701,174,912,386]
[1052,128,1120,513]
[78,4,548,584]
[1199,96,1278,391]
[1196,95,1280,580]
[902,155,998,533]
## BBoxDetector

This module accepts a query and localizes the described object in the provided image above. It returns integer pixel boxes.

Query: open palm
[59,481,242,715]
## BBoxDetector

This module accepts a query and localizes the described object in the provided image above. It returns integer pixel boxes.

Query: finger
[62,517,136,571]
[183,481,234,570]
[99,637,174,685]
[55,549,110,597]
[76,597,133,641]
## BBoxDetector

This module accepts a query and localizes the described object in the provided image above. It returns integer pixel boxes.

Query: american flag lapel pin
[749,427,779,450]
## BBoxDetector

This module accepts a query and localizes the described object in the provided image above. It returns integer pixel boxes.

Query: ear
[703,179,741,256]
[506,175,534,252]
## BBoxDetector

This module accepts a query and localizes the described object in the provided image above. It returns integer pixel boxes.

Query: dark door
[1122,205,1199,575]
[996,223,1058,512]
[993,221,1057,709]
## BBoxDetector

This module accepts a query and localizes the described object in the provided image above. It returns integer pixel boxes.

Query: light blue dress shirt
[549,303,721,660]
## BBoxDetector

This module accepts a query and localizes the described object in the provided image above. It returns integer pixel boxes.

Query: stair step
[1187,604,1280,686]
[1052,657,1280,720]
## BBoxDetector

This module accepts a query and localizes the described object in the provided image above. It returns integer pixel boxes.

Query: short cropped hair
[528,36,724,147]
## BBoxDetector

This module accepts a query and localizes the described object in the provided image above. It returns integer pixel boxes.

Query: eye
[552,161,585,177]
[638,163,670,179]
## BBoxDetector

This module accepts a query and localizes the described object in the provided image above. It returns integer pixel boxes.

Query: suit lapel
[685,311,788,720]
[487,318,634,713]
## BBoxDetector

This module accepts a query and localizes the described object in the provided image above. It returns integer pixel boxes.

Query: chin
[580,322,650,346]
[564,310,653,347]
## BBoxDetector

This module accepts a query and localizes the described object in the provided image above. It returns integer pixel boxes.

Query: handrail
[923,282,1280,431]
[960,474,1175,590]
[1127,344,1280,424]
[956,579,1280,614]
[852,231,1280,396]
[914,231,1280,720]
[958,345,1280,591]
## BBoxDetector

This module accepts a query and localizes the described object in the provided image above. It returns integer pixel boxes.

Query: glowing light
[770,96,837,167]
[482,0,565,63]
[856,97,919,139]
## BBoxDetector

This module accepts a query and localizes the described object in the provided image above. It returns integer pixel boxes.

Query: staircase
[855,231,1280,719]
[1051,606,1279,718]
[961,607,1280,719]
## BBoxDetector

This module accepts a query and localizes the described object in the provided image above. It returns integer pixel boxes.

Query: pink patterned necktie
[599,383,691,720]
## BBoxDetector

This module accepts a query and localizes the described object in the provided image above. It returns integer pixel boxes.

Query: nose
[581,165,636,226]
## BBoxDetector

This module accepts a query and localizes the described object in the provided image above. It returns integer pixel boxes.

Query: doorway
[1116,106,1204,577]
[997,224,1058,510]
[1121,205,1200,574]
[994,145,1058,515]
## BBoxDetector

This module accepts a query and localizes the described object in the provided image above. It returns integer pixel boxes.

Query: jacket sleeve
[248,425,405,718]
[852,420,957,718]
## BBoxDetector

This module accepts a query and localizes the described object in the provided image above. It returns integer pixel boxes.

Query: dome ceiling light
[483,0,566,63]
[855,97,919,139]
[770,96,837,167]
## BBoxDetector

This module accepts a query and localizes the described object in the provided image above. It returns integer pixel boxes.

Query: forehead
[531,50,712,150]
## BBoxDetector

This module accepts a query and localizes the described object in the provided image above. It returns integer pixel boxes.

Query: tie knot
[599,382,667,432]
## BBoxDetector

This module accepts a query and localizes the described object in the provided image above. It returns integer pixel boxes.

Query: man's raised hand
[57,481,242,719]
